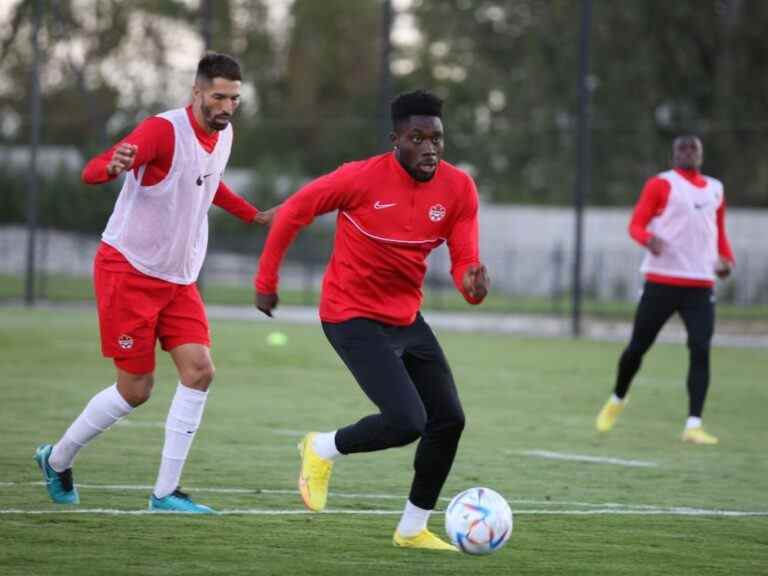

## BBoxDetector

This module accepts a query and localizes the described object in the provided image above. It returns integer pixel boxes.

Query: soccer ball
[444,487,513,555]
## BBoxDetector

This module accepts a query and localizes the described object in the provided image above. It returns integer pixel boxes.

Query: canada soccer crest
[118,334,134,350]
[428,204,446,222]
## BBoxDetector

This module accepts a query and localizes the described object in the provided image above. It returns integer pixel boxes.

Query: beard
[412,168,436,182]
[202,103,231,131]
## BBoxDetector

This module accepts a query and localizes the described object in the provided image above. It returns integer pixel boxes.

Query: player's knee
[433,409,465,441]
[199,361,216,387]
[388,412,427,446]
[390,426,424,447]
[118,374,154,407]
[447,410,466,435]
[688,340,710,360]
[181,360,215,390]
[621,344,645,365]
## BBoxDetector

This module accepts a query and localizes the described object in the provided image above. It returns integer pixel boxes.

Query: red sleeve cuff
[254,273,278,294]
[81,158,115,185]
[213,182,259,223]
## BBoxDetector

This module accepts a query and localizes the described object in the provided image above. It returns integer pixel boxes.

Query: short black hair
[196,52,242,83]
[391,90,443,129]
[673,134,701,145]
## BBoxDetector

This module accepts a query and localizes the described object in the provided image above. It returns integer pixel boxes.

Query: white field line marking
[518,509,768,517]
[8,483,415,497]
[4,482,767,516]
[520,450,658,468]
[1,507,767,517]
[0,508,399,516]
[6,482,651,507]
[115,424,305,435]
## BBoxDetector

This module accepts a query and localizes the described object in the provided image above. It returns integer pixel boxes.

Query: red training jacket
[255,152,483,325]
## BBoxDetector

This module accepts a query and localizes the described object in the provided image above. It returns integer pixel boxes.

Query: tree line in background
[1,0,766,236]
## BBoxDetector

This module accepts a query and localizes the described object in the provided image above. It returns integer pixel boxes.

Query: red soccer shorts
[93,243,210,374]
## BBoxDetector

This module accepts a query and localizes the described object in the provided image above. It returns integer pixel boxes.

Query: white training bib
[102,108,232,284]
[640,169,723,281]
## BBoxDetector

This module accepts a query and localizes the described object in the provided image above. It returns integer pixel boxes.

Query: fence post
[25,0,44,307]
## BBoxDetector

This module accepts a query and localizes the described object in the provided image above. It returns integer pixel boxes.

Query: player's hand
[462,263,489,303]
[647,235,665,256]
[715,258,733,279]
[256,291,279,317]
[106,143,137,177]
[253,204,280,226]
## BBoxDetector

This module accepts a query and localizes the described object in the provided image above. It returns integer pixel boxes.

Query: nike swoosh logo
[374,201,397,210]
[694,203,707,210]
[196,173,214,186]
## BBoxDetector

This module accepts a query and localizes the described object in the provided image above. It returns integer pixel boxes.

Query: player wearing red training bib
[255,90,489,551]
[35,53,277,513]
[595,136,734,445]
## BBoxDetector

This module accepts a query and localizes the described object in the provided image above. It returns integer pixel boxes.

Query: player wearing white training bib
[103,107,233,284]
[34,53,277,513]
[595,136,734,445]
[640,169,723,282]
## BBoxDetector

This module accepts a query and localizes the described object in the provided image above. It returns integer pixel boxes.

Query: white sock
[610,394,625,404]
[312,431,341,461]
[153,383,208,499]
[397,500,431,537]
[49,384,133,472]
[686,416,702,430]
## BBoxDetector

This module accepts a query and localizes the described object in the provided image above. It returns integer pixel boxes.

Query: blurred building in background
[1,0,765,314]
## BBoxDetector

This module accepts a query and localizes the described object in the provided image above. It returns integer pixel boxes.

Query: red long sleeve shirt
[255,153,483,325]
[81,106,258,223]
[629,168,734,287]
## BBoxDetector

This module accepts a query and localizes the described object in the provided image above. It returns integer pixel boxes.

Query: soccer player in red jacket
[595,136,734,444]
[34,53,276,512]
[255,90,489,550]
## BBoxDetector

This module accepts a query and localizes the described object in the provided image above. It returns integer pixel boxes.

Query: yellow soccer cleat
[682,426,719,445]
[393,529,458,552]
[297,432,334,511]
[595,398,627,432]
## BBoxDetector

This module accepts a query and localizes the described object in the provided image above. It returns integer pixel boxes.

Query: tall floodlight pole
[571,0,593,337]
[201,0,213,50]
[377,0,393,150]
[25,0,43,307]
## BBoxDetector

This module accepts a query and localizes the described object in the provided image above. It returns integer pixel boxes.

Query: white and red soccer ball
[445,487,513,555]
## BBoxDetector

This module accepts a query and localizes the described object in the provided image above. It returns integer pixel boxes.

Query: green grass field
[1,307,766,575]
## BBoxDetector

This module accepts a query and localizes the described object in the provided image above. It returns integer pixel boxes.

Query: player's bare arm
[462,263,489,302]
[106,143,138,177]
[256,292,279,317]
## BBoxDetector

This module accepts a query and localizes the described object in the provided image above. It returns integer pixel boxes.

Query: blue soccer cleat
[149,488,216,514]
[34,444,79,505]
